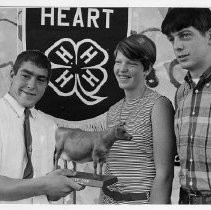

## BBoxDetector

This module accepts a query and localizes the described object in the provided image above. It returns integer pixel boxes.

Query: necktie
[23,108,34,179]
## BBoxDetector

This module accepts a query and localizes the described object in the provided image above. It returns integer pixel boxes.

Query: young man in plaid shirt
[162,8,211,204]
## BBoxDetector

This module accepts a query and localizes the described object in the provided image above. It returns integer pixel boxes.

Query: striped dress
[102,90,162,204]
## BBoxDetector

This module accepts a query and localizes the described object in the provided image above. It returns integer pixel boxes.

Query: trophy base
[69,171,118,188]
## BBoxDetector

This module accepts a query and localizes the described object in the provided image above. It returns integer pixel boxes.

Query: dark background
[25,7,128,121]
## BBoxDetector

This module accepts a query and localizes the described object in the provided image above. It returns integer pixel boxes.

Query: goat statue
[54,122,132,177]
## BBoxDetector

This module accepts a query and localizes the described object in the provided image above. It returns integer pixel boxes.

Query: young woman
[101,34,176,204]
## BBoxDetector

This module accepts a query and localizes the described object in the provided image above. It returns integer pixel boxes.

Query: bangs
[163,18,192,35]
[162,8,211,36]
[162,9,196,35]
[114,39,149,62]
[113,34,156,71]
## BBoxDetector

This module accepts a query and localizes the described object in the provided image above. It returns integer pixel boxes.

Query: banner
[23,7,130,126]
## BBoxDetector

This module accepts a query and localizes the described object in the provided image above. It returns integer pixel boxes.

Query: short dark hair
[13,50,52,81]
[161,8,211,36]
[114,34,156,72]
[114,33,158,87]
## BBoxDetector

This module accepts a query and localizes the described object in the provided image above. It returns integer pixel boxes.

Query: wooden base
[68,171,118,188]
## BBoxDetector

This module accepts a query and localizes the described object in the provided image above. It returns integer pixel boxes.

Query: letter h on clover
[45,38,109,105]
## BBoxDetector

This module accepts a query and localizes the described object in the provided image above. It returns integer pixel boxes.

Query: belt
[179,187,211,204]
[102,186,150,202]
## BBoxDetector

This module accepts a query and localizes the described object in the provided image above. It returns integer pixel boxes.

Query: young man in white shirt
[0,50,84,203]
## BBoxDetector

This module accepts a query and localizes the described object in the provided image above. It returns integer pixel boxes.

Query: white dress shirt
[0,93,57,203]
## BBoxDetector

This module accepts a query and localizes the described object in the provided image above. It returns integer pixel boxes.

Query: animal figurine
[54,122,132,177]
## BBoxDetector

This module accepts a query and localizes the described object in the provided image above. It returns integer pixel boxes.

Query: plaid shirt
[175,67,211,191]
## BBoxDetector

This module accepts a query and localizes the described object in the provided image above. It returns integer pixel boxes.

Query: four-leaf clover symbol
[45,38,109,105]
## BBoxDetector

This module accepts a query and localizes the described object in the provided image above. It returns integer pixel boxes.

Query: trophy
[54,122,132,203]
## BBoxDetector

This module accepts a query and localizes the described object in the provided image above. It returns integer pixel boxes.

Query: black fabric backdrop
[24,7,129,121]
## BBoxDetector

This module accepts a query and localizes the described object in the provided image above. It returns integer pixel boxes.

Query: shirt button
[192,111,195,115]
[190,181,193,186]
[190,135,193,139]
[190,159,193,162]
[195,89,198,93]
[29,145,32,153]
[206,83,210,87]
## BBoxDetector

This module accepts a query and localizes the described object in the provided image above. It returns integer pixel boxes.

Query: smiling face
[114,51,146,96]
[9,61,48,108]
[168,26,211,76]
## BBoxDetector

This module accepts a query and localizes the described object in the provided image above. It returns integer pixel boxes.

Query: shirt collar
[4,93,36,119]
[30,107,37,119]
[184,66,211,88]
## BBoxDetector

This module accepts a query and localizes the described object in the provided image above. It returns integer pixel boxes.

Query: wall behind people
[0,7,183,204]
[0,7,187,106]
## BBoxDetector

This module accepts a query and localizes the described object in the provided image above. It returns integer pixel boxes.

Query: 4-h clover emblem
[45,38,109,105]
[25,7,129,121]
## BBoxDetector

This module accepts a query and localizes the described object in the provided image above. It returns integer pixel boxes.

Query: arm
[0,169,84,201]
[149,97,176,204]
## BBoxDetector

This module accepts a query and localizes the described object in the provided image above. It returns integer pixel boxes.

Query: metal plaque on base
[69,171,118,188]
